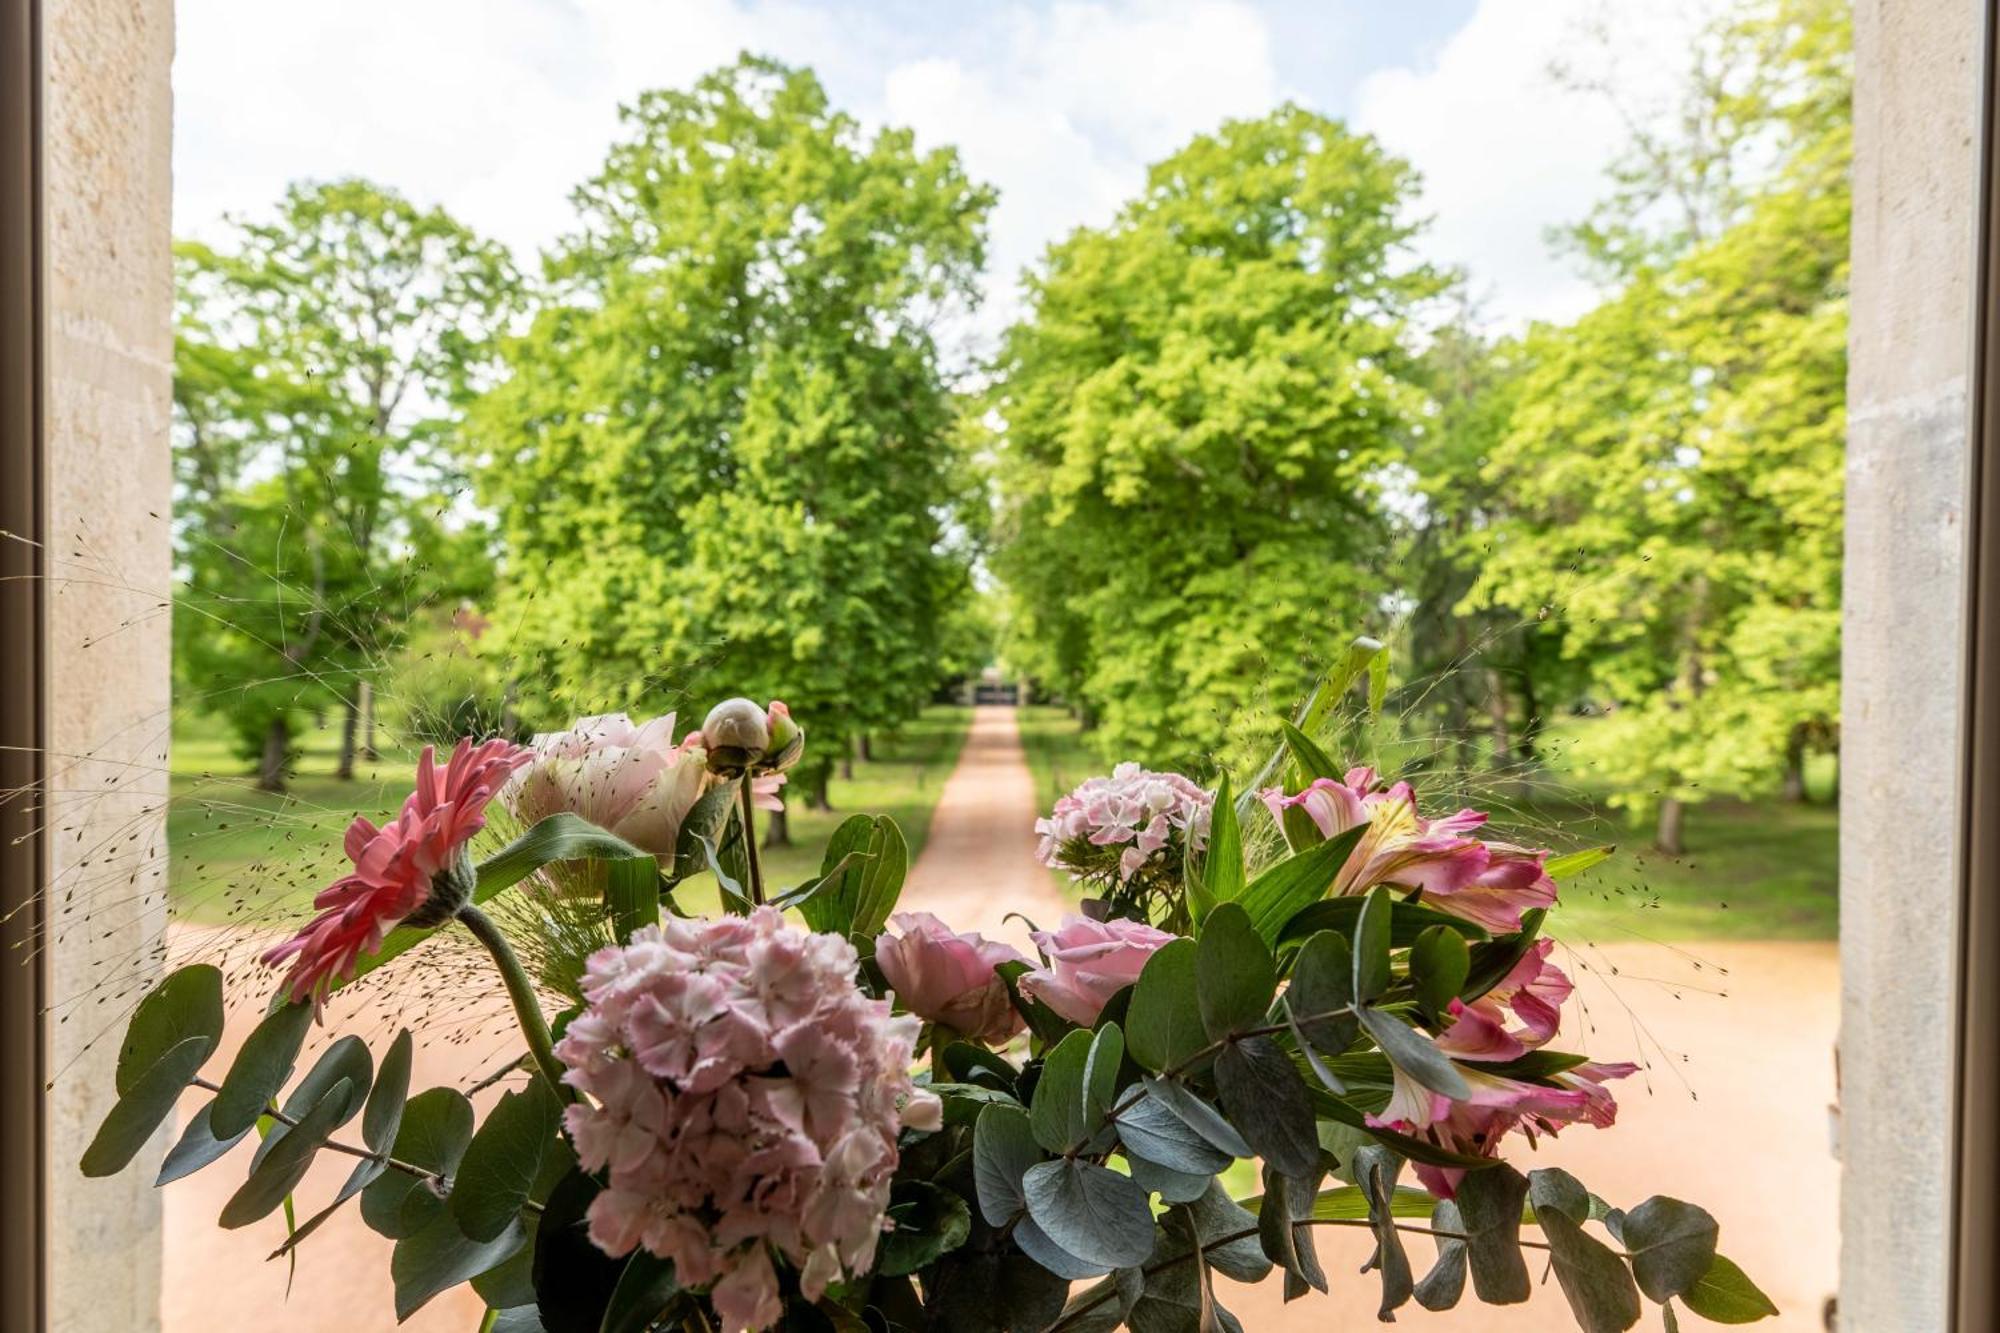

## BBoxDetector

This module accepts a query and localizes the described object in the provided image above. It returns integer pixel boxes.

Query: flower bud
[702,697,770,776]
[403,843,477,927]
[762,700,804,773]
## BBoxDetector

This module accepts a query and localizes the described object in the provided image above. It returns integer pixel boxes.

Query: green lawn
[1010,707,1837,942]
[167,706,974,926]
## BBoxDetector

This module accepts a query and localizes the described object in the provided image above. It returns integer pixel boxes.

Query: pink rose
[1020,914,1175,1026]
[874,912,1027,1045]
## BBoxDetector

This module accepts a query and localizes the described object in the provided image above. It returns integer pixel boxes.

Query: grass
[1010,707,1838,943]
[166,706,974,926]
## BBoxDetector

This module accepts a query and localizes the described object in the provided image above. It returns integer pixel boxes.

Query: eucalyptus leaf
[1539,1206,1643,1333]
[81,1036,212,1178]
[219,1076,355,1228]
[115,965,223,1097]
[1114,1090,1232,1176]
[1125,1153,1211,1204]
[452,1080,564,1242]
[1353,1144,1413,1320]
[1127,938,1205,1073]
[598,1251,682,1333]
[1030,1028,1094,1154]
[1413,1198,1468,1311]
[878,1179,972,1277]
[1409,926,1471,1023]
[157,1099,251,1186]
[1353,887,1393,1002]
[1455,1161,1532,1304]
[972,1104,1042,1227]
[1022,1158,1157,1270]
[1678,1253,1780,1324]
[210,1000,314,1138]
[1620,1197,1720,1304]
[1081,1023,1126,1135]
[1285,929,1357,1054]
[1357,1005,1471,1100]
[1013,1214,1112,1281]
[393,1210,527,1322]
[361,1087,475,1240]
[1195,904,1274,1040]
[1140,1076,1252,1159]
[1214,1035,1318,1179]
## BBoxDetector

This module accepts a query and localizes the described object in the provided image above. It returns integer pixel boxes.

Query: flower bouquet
[85,681,1777,1331]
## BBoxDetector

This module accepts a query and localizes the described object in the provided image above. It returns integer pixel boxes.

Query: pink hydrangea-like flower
[1035,762,1213,884]
[1020,914,1175,1026]
[1258,767,1558,931]
[502,712,709,857]
[556,909,939,1331]
[874,912,1027,1044]
[263,739,532,1013]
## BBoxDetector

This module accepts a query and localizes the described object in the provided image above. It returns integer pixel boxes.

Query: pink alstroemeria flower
[263,738,532,1013]
[1257,767,1558,932]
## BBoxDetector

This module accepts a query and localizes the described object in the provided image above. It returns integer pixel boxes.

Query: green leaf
[115,965,223,1097]
[1127,938,1204,1073]
[1286,929,1357,1054]
[345,815,650,992]
[1237,825,1366,945]
[1214,1035,1318,1179]
[1182,1180,1273,1284]
[698,833,752,914]
[1278,895,1489,947]
[533,1171,627,1333]
[210,1001,314,1138]
[1677,1254,1780,1324]
[1030,1028,1093,1153]
[599,1252,681,1333]
[1454,1162,1532,1304]
[1358,1005,1469,1100]
[1529,1166,1592,1223]
[453,1080,565,1242]
[157,1099,252,1185]
[1410,926,1471,1023]
[393,1210,527,1322]
[81,1036,212,1178]
[879,1179,972,1277]
[1366,639,1391,715]
[365,1030,415,1154]
[1546,845,1615,880]
[1196,903,1275,1040]
[1462,909,1547,1003]
[1620,1197,1720,1304]
[667,784,738,885]
[798,814,907,942]
[1353,887,1394,1002]
[1081,1022,1125,1135]
[361,1088,475,1239]
[219,1076,355,1228]
[1199,775,1243,914]
[1281,722,1342,784]
[603,853,662,941]
[1022,1158,1156,1270]
[1539,1207,1643,1333]
[972,1104,1041,1227]
[1124,1153,1211,1204]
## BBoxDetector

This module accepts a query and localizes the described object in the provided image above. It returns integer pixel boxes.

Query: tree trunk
[1655,797,1687,857]
[841,734,855,781]
[337,692,360,780]
[359,680,379,760]
[1781,724,1809,802]
[809,762,833,812]
[257,715,290,794]
[762,804,790,849]
[858,734,873,762]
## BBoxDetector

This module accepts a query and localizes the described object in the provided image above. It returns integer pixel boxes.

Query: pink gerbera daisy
[263,738,533,1013]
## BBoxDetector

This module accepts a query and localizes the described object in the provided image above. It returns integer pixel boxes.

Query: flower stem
[738,774,767,906]
[458,904,569,1099]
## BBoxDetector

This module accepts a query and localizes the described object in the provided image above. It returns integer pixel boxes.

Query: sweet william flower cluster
[1034,760,1213,889]
[557,909,938,1332]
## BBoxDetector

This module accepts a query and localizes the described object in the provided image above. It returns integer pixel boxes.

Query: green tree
[470,57,993,842]
[990,106,1443,766]
[173,180,519,789]
[1468,0,1849,851]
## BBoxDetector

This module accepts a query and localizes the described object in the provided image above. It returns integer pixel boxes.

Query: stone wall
[39,0,176,1328]
[1842,0,1981,1326]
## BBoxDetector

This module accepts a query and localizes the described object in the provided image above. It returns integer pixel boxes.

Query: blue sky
[172,0,1700,344]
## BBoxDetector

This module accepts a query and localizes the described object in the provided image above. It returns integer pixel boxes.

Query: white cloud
[1353,0,1712,330]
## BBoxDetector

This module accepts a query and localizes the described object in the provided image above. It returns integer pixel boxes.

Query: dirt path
[160,708,1838,1330]
[896,704,1072,950]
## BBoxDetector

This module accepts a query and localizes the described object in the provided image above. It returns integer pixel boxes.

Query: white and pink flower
[556,909,937,1332]
[1035,762,1214,884]
[502,712,709,857]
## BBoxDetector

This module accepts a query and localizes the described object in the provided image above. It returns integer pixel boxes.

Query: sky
[172,0,1706,344]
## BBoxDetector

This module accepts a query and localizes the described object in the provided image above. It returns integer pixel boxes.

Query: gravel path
[160,706,1838,1330]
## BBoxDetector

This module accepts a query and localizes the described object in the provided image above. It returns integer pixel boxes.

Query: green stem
[738,774,767,906]
[458,904,569,1099]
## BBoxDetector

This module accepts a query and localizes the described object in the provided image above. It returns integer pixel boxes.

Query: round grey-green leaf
[209,1000,314,1138]
[1022,1158,1157,1270]
[82,1036,212,1178]
[115,965,223,1097]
